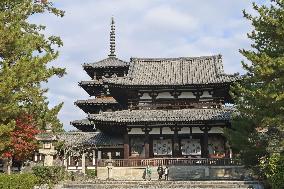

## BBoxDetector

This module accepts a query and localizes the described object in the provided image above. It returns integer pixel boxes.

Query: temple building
[69,17,239,165]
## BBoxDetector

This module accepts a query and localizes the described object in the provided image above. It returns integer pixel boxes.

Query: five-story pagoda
[71,18,239,162]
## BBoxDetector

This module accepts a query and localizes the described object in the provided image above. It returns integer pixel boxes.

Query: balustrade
[97,158,241,167]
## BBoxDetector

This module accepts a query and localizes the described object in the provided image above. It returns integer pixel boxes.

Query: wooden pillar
[142,127,152,159]
[171,126,181,157]
[123,131,130,159]
[200,126,211,158]
[145,131,150,158]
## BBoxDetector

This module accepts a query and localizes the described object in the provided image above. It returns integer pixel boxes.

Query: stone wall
[97,166,245,181]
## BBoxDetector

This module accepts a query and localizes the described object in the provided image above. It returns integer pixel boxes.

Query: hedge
[0,173,38,189]
[32,165,67,186]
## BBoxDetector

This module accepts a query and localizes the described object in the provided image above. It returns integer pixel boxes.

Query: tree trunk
[7,158,12,175]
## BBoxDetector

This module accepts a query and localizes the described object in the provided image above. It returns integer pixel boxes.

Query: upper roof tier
[83,57,129,78]
[82,17,129,78]
[104,55,239,86]
[83,57,129,69]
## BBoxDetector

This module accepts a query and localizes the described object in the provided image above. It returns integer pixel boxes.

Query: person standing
[157,165,164,180]
[164,166,169,181]
[146,165,152,181]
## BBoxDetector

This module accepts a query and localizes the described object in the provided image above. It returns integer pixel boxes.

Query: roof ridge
[130,55,221,61]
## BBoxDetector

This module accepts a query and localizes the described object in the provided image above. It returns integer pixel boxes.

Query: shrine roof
[74,97,118,105]
[89,108,233,124]
[83,57,129,69]
[104,55,239,86]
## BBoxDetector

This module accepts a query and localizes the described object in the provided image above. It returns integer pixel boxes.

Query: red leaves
[2,114,41,161]
[2,152,12,158]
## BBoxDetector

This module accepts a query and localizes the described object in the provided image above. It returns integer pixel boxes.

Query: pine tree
[228,0,284,184]
[0,0,65,169]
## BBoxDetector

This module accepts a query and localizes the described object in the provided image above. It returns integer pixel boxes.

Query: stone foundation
[97,166,246,180]
[61,181,264,189]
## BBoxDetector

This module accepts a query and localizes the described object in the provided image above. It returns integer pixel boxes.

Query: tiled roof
[70,119,95,131]
[83,132,123,147]
[79,80,103,86]
[78,80,105,96]
[75,97,118,105]
[57,132,122,147]
[36,132,56,141]
[57,132,97,147]
[71,119,93,126]
[83,57,129,69]
[89,108,233,124]
[105,55,239,86]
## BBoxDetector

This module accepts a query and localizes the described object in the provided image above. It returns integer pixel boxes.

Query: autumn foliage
[2,115,40,161]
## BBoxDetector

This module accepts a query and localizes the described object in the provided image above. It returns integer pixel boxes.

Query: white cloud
[30,0,255,130]
[143,5,199,33]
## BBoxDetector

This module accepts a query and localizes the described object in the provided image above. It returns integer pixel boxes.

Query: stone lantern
[36,123,57,166]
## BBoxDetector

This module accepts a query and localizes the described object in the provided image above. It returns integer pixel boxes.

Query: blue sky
[31,0,257,131]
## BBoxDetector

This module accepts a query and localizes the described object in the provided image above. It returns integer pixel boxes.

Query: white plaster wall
[140,93,151,99]
[160,127,174,134]
[208,127,224,134]
[179,127,190,134]
[149,128,160,134]
[200,91,212,98]
[149,127,174,134]
[129,128,143,134]
[192,127,223,134]
[156,92,172,99]
[179,92,195,98]
[192,127,203,133]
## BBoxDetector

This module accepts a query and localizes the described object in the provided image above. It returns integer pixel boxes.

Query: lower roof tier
[71,119,95,131]
[74,97,120,113]
[79,80,105,96]
[57,132,123,148]
[75,97,118,105]
[88,108,233,125]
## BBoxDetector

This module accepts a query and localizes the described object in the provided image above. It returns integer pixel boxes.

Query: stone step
[61,180,263,189]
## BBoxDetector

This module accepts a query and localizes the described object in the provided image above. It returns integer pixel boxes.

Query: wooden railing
[97,158,241,167]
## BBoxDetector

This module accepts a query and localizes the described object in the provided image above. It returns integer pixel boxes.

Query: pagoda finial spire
[109,17,116,58]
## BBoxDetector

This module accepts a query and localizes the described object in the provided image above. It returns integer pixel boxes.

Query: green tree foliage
[260,154,284,189]
[32,166,67,187]
[228,0,284,186]
[0,0,65,157]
